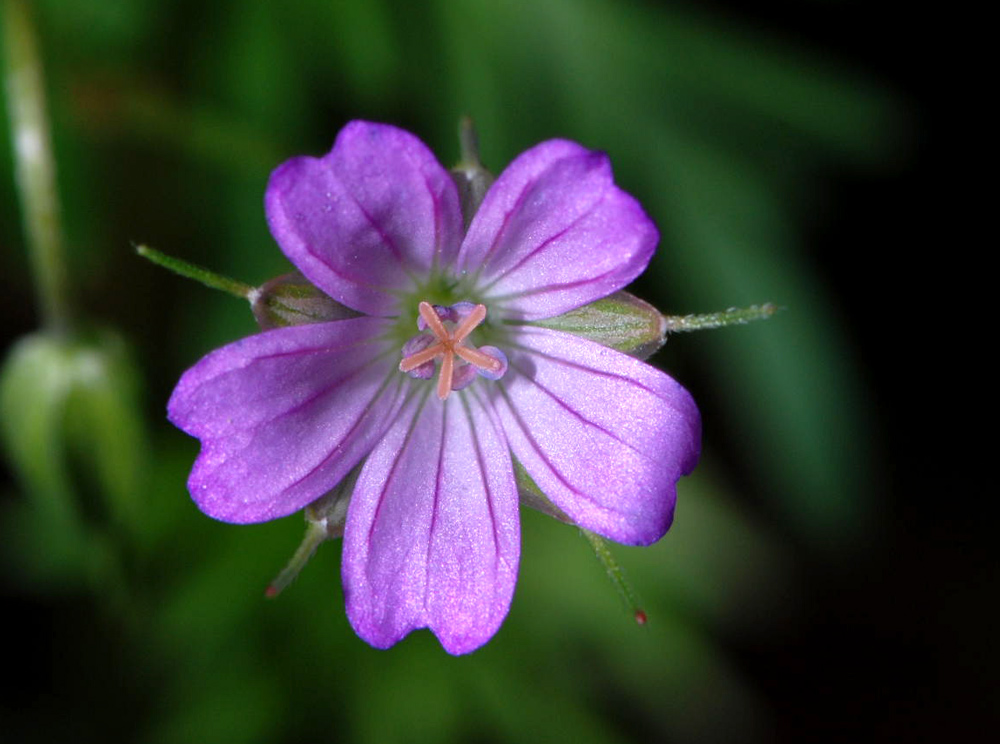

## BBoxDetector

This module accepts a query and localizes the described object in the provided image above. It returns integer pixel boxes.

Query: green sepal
[251,271,360,330]
[450,116,495,230]
[265,462,361,598]
[301,461,360,539]
[514,456,647,624]
[513,457,573,524]
[532,291,667,360]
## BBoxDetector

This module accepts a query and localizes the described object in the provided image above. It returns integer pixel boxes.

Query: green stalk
[581,528,647,625]
[265,521,329,598]
[135,245,255,299]
[663,303,779,333]
[3,0,71,332]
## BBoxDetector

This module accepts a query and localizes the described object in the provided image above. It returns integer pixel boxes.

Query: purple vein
[493,382,632,518]
[476,190,608,296]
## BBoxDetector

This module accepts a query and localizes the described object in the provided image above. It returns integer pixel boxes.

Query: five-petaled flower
[168,121,701,654]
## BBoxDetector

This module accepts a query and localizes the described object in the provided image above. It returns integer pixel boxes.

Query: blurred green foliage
[1,1,902,742]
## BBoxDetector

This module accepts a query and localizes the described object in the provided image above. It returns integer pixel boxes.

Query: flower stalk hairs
[147,120,774,654]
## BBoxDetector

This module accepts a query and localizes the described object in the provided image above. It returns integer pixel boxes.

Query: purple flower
[168,121,700,654]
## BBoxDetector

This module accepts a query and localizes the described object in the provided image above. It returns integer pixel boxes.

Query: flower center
[399,301,508,400]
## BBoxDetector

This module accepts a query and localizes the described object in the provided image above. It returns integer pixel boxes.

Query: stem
[581,528,647,625]
[662,302,779,333]
[457,115,481,167]
[135,245,255,299]
[3,0,71,331]
[265,520,329,598]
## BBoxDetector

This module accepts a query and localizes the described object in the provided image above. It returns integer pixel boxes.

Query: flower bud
[0,328,147,554]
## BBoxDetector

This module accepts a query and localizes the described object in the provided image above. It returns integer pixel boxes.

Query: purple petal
[458,140,658,321]
[265,121,464,317]
[491,327,700,545]
[168,317,407,523]
[342,393,519,654]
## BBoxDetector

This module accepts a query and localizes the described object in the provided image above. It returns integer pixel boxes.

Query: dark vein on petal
[460,392,502,574]
[303,242,391,293]
[366,385,432,548]
[422,172,446,272]
[485,263,624,306]
[491,381,633,518]
[344,184,404,263]
[333,181,420,288]
[241,347,396,433]
[192,330,390,390]
[506,328,669,400]
[278,362,410,495]
[476,190,608,296]
[507,355,649,461]
[469,179,533,283]
[423,401,448,610]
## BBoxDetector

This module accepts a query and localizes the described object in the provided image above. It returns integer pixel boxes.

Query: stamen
[399,334,438,378]
[399,341,444,373]
[418,301,450,340]
[437,347,455,400]
[452,304,487,343]
[398,301,507,400]
[455,345,503,375]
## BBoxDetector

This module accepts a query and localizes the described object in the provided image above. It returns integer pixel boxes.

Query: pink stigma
[399,301,506,400]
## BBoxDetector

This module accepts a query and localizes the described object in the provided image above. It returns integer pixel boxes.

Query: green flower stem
[662,302,779,333]
[265,520,329,598]
[135,245,255,299]
[581,528,647,625]
[3,0,71,332]
[457,115,481,168]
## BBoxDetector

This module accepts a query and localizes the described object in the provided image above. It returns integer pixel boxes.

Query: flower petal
[265,121,464,317]
[342,392,519,654]
[168,317,406,523]
[458,140,657,320]
[491,326,700,545]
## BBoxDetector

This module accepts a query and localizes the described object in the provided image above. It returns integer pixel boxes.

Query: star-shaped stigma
[399,301,508,400]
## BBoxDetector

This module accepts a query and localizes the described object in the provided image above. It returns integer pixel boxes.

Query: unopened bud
[0,328,146,539]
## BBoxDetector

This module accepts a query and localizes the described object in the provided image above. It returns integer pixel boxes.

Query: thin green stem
[3,0,71,331]
[265,520,329,598]
[581,528,647,625]
[457,115,481,168]
[662,302,780,333]
[135,245,255,299]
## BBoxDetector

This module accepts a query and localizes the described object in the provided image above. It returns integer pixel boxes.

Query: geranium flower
[168,121,701,654]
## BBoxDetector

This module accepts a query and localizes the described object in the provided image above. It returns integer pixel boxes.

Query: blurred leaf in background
[1,0,148,607]
[1,1,938,743]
